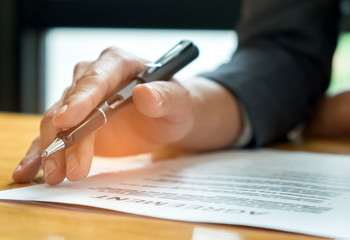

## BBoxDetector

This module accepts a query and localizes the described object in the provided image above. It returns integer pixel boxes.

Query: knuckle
[100,46,143,65]
[100,46,119,57]
[69,87,96,109]
[73,61,92,83]
[63,86,74,98]
[74,61,85,73]
[72,68,105,90]
[80,68,100,79]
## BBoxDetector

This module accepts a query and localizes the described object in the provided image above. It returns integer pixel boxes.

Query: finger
[12,136,42,183]
[73,61,91,82]
[42,152,66,185]
[131,80,194,143]
[52,47,146,130]
[133,80,193,123]
[13,99,65,183]
[65,134,94,182]
[40,109,67,185]
[306,91,350,137]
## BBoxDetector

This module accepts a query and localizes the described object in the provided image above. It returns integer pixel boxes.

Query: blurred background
[0,0,240,113]
[1,0,350,114]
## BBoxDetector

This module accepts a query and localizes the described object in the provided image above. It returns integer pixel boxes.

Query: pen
[41,40,199,157]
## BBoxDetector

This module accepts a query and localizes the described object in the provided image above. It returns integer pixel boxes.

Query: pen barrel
[58,96,133,148]
[138,40,199,82]
[52,40,199,152]
[57,110,105,148]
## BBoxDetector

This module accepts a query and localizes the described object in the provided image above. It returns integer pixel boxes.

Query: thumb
[132,80,195,144]
[133,80,194,123]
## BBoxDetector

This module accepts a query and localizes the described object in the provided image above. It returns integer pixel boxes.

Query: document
[0,149,349,238]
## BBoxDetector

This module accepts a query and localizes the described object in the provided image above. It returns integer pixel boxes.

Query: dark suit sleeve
[200,0,339,147]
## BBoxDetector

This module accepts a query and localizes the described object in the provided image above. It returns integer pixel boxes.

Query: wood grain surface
[0,113,338,240]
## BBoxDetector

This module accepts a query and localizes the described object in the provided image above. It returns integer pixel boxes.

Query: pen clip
[138,40,199,82]
[144,62,163,68]
[148,40,193,69]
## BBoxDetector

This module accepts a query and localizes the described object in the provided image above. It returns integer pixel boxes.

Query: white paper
[1,149,350,238]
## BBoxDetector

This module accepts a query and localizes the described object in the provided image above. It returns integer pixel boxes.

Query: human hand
[12,47,243,185]
[305,91,350,137]
[12,47,197,185]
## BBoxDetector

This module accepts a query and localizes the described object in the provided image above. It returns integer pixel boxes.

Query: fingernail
[44,159,57,179]
[13,164,22,174]
[54,104,68,119]
[146,84,163,106]
[66,153,79,177]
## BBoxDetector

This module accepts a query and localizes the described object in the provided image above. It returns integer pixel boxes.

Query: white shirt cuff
[233,102,253,148]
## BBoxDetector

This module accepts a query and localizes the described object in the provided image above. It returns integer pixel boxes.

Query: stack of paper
[0,150,349,238]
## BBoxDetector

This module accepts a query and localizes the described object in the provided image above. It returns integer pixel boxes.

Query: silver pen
[41,40,199,157]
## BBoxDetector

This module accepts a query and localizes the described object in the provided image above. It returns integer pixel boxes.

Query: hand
[12,47,243,185]
[305,91,350,137]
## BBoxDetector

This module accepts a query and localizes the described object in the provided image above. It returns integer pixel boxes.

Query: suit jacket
[201,0,339,147]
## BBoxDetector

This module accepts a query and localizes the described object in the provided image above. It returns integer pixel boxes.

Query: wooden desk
[0,113,342,240]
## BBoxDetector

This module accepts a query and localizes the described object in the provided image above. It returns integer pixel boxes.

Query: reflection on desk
[0,113,338,240]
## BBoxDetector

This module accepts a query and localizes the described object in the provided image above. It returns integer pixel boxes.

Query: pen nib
[41,151,48,158]
[41,138,66,158]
